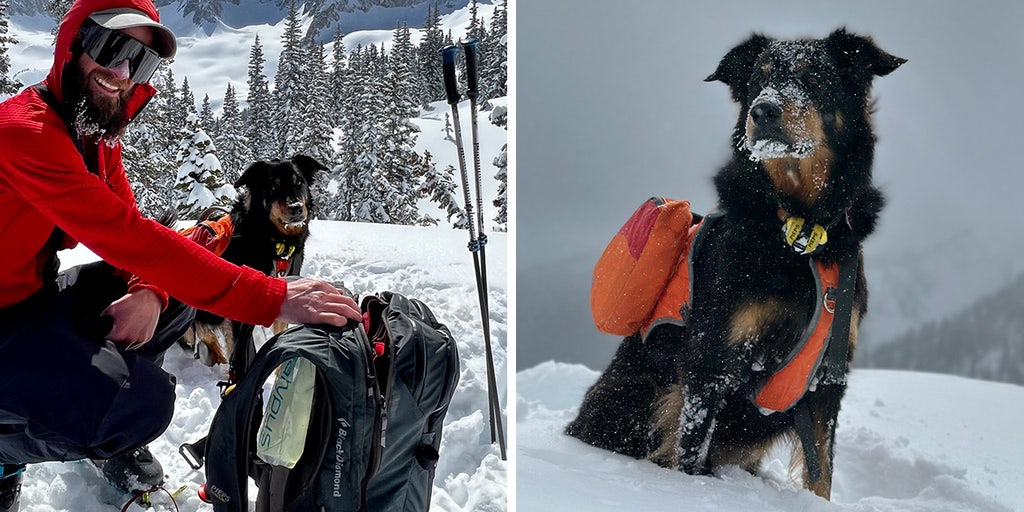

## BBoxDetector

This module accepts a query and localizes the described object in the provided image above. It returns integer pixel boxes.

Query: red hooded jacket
[0,0,286,326]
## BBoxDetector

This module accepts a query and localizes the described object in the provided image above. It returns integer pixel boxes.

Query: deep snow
[518,363,1023,512]
[16,220,507,511]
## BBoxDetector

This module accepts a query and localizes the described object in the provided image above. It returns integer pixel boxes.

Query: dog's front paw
[677,449,712,476]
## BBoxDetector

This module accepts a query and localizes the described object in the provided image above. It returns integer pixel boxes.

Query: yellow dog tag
[783,217,828,255]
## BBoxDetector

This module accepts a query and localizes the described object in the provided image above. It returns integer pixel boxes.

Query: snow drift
[518,363,1022,512]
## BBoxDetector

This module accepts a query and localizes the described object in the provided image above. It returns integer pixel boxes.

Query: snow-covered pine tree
[342,44,389,223]
[466,0,483,41]
[481,0,507,101]
[328,26,347,127]
[298,41,335,166]
[417,151,466,229]
[245,35,276,160]
[298,41,337,219]
[416,1,445,107]
[0,0,22,97]
[44,0,72,21]
[214,83,252,183]
[122,66,180,216]
[179,77,196,118]
[199,93,215,136]
[274,1,308,157]
[490,102,507,230]
[443,112,455,141]
[174,113,234,219]
[379,22,421,225]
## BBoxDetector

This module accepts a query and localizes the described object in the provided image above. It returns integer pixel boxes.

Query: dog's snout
[750,102,782,127]
[288,202,305,215]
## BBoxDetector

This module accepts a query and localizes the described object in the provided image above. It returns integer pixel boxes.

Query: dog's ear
[706,34,773,102]
[235,160,272,189]
[825,28,906,77]
[290,154,327,183]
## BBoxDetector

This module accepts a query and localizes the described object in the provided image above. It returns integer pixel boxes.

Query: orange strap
[752,260,839,413]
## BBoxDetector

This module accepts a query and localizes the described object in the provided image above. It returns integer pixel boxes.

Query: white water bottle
[256,357,317,468]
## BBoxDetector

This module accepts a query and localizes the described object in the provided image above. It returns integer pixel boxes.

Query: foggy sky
[517,0,1024,371]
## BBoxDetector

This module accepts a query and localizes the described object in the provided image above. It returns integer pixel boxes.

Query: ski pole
[461,38,486,238]
[440,45,506,460]
[458,37,505,458]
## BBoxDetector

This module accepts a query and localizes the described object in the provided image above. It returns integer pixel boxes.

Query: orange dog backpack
[590,197,844,414]
[178,213,235,257]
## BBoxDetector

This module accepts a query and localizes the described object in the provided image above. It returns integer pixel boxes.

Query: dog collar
[274,242,297,277]
[776,207,851,256]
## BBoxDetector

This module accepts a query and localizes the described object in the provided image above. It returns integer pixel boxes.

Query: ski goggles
[78,22,163,84]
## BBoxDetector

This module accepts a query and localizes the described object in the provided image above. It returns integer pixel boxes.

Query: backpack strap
[639,209,722,340]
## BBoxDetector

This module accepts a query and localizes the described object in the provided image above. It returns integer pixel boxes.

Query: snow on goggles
[79,22,163,84]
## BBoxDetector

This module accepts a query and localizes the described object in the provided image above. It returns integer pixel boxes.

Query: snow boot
[0,464,25,511]
[96,446,165,493]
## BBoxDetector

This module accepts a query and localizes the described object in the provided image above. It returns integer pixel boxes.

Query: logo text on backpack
[332,417,350,497]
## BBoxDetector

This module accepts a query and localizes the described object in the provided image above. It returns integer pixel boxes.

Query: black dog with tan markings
[566,29,904,499]
[181,155,326,366]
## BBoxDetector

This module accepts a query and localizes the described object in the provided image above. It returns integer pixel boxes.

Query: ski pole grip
[441,45,461,105]
[461,38,480,99]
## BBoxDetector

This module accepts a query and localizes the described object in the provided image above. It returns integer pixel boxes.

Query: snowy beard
[62,61,133,145]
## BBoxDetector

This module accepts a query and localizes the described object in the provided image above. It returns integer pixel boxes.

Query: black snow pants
[0,261,195,465]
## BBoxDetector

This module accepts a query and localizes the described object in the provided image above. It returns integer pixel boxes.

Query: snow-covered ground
[518,363,1023,512]
[17,221,507,511]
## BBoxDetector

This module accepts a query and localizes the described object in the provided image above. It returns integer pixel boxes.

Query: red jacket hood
[45,0,165,117]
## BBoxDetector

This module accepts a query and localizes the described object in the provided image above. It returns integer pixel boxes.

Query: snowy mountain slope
[18,221,507,511]
[8,0,469,38]
[518,363,1022,512]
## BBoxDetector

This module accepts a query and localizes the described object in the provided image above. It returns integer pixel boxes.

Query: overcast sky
[517,0,1024,370]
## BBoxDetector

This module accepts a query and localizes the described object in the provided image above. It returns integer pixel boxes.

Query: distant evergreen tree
[44,0,72,21]
[246,35,276,159]
[379,22,421,225]
[417,151,466,228]
[298,41,336,169]
[328,26,347,126]
[466,0,483,41]
[489,102,507,230]
[491,143,507,231]
[179,77,196,118]
[214,83,251,183]
[123,108,176,216]
[0,0,21,97]
[443,112,453,141]
[274,1,309,156]
[199,93,215,135]
[122,65,182,216]
[416,1,446,106]
[481,0,507,100]
[342,44,389,223]
[175,114,233,218]
[154,67,182,153]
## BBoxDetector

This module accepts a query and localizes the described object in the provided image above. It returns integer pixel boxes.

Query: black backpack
[195,291,460,511]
